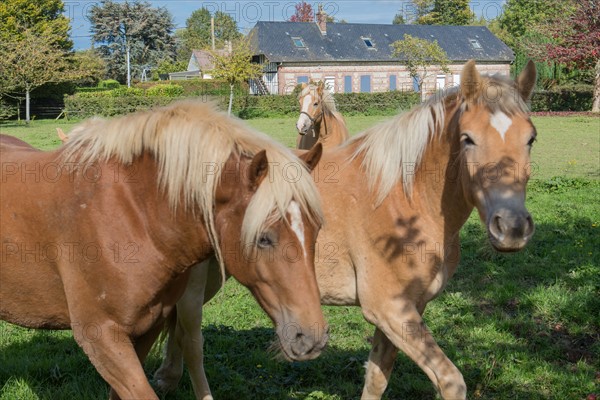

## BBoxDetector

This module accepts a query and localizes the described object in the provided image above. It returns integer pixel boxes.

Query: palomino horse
[296,81,349,150]
[155,60,538,399]
[0,101,329,400]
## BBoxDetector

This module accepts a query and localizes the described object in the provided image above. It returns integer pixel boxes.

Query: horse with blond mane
[155,60,539,399]
[296,81,349,150]
[0,101,329,400]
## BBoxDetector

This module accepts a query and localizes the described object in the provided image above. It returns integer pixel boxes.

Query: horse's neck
[317,110,349,147]
[411,111,473,234]
[119,154,214,270]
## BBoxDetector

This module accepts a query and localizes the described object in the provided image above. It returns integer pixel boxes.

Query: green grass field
[0,114,598,399]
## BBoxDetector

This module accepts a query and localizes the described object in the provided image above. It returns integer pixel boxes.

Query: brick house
[248,11,514,95]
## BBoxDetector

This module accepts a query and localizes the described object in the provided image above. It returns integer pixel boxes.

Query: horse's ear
[301,82,307,89]
[248,150,268,191]
[460,59,481,102]
[516,60,537,101]
[317,81,324,96]
[299,143,322,172]
[56,128,68,143]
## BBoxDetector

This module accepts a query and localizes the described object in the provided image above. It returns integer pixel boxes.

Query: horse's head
[214,143,328,361]
[296,81,325,135]
[457,60,537,252]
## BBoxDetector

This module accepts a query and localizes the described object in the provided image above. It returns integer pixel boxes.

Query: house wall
[276,63,511,95]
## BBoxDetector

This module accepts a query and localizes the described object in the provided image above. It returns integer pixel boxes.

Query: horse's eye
[313,102,319,107]
[527,136,536,147]
[461,133,476,146]
[257,234,274,249]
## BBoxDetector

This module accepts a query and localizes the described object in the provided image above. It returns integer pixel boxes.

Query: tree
[393,13,406,25]
[289,2,314,22]
[540,0,600,112]
[89,0,176,86]
[177,8,241,60]
[0,29,84,123]
[209,38,263,115]
[417,0,474,25]
[71,50,108,86]
[0,0,72,50]
[391,34,450,99]
[495,0,574,48]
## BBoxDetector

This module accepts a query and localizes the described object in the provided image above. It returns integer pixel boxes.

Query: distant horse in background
[296,81,349,150]
[0,101,328,400]
[155,60,539,400]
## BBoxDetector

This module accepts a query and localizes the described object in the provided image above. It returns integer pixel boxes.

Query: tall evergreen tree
[89,0,176,84]
[417,0,474,25]
[177,8,241,60]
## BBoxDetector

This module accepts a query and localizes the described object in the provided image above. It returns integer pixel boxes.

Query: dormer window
[362,38,374,48]
[469,39,483,50]
[292,37,306,48]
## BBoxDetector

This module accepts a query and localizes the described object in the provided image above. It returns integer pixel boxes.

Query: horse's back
[0,134,37,151]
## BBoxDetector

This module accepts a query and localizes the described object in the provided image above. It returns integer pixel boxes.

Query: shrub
[530,86,594,112]
[98,79,121,90]
[64,95,176,119]
[146,84,184,97]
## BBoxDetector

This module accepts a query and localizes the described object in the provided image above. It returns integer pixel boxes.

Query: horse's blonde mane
[351,74,530,205]
[62,100,323,279]
[299,83,338,113]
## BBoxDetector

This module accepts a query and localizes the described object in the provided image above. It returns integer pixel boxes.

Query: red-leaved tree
[543,0,600,112]
[289,1,314,22]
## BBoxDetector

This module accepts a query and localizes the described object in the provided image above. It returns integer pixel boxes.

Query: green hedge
[530,86,594,112]
[64,90,423,119]
[66,87,595,120]
[64,96,179,118]
[235,91,421,119]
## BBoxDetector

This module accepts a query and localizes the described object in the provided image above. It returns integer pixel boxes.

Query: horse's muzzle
[487,208,535,252]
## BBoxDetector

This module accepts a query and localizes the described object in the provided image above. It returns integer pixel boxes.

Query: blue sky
[64,0,506,50]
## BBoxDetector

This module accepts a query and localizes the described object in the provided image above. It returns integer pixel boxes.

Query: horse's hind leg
[154,310,184,392]
[155,260,219,399]
[361,328,398,400]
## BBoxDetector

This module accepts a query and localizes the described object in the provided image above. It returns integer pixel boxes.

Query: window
[436,74,446,90]
[412,76,420,92]
[360,75,371,93]
[324,77,335,94]
[292,37,306,48]
[453,74,461,87]
[389,75,397,91]
[469,39,483,50]
[344,76,352,93]
[297,76,309,84]
[362,37,374,48]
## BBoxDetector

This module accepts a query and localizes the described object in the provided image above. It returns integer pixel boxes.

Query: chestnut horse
[155,60,538,399]
[296,81,349,150]
[0,101,329,400]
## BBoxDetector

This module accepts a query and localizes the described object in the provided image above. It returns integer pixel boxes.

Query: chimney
[316,4,327,35]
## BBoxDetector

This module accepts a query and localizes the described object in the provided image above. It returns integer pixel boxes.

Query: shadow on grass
[1,186,598,399]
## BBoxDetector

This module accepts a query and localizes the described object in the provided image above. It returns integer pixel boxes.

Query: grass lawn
[0,114,598,399]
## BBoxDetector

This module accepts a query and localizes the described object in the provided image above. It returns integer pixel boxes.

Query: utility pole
[211,17,215,50]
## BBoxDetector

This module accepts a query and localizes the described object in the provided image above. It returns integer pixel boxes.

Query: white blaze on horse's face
[296,91,314,134]
[489,111,513,142]
[287,200,306,258]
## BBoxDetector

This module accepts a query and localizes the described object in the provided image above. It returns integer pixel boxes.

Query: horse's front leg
[363,303,466,400]
[72,320,159,400]
[361,327,398,400]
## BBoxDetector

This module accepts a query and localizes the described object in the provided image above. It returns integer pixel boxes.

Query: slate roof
[249,21,514,64]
